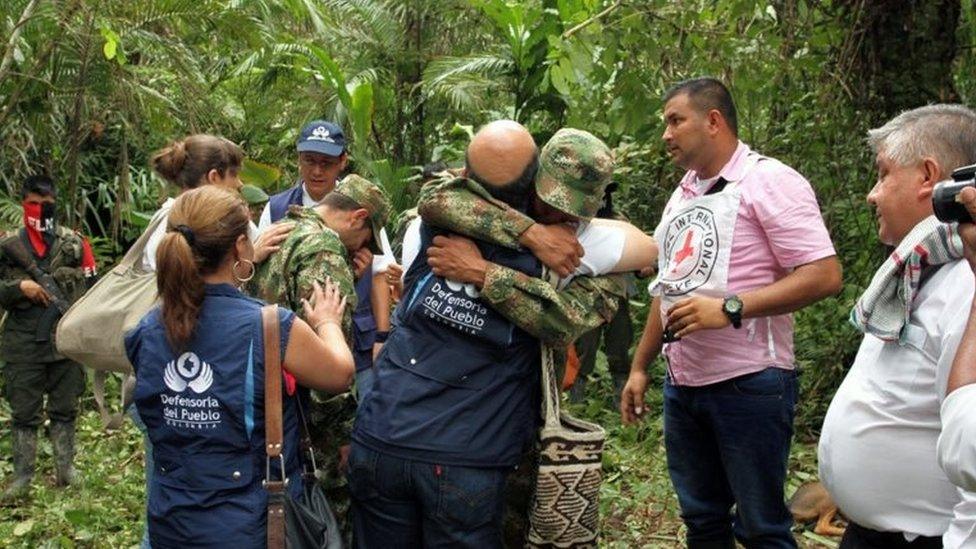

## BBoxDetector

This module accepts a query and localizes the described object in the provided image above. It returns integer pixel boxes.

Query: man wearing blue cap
[261,116,394,369]
[258,120,349,230]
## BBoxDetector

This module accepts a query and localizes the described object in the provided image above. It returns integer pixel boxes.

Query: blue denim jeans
[347,442,507,548]
[664,367,799,549]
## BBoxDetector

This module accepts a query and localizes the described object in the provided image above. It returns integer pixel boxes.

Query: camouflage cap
[333,174,392,253]
[536,128,614,220]
[240,184,269,206]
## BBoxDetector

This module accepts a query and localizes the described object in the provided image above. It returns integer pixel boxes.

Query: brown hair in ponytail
[151,134,244,190]
[155,186,249,350]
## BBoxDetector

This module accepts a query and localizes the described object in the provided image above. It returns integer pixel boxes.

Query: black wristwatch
[722,295,743,329]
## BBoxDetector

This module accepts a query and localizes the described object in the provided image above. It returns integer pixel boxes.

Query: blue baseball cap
[296,120,347,157]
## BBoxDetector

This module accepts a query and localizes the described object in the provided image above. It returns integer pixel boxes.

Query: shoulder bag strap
[262,304,286,549]
[118,206,169,271]
[539,269,562,429]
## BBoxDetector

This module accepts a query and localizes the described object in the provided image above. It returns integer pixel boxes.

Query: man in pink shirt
[621,77,842,548]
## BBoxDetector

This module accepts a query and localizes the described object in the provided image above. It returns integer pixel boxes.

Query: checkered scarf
[850,216,963,342]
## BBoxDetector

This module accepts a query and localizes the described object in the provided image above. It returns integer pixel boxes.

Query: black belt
[841,522,942,549]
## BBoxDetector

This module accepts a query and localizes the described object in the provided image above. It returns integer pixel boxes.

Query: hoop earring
[234,259,256,284]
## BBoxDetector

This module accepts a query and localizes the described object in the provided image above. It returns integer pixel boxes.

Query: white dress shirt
[819,259,976,546]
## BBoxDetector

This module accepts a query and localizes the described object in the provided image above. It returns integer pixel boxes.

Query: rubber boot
[3,427,36,499]
[611,372,629,409]
[50,420,77,487]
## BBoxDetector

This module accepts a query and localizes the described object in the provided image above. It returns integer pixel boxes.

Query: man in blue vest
[349,122,626,548]
[258,120,388,391]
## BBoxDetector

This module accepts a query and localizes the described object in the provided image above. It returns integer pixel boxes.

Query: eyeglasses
[299,155,341,169]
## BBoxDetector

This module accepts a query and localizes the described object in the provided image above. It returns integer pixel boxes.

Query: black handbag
[286,393,343,549]
[262,305,343,549]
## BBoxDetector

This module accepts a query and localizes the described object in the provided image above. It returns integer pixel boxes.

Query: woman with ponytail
[129,135,294,548]
[143,134,293,272]
[125,186,353,547]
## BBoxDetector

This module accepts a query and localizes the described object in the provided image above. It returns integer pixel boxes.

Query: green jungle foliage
[1,0,975,545]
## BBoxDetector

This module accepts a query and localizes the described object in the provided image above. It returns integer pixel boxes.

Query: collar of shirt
[679,141,753,198]
[285,204,328,227]
[204,283,243,298]
[301,181,325,207]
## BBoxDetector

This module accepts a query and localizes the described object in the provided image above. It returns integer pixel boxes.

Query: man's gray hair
[868,104,976,174]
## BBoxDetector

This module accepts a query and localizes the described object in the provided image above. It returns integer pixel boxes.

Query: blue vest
[353,223,541,467]
[268,183,305,224]
[352,269,376,372]
[125,284,302,549]
[270,182,377,372]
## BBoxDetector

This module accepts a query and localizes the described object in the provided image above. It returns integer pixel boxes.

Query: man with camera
[819,104,976,548]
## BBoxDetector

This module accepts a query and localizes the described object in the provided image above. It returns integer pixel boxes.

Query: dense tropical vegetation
[1,0,975,545]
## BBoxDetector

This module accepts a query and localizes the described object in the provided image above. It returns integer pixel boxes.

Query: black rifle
[1,234,70,342]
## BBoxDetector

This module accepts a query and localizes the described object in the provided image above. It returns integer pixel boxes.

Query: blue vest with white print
[124,284,301,549]
[353,223,542,467]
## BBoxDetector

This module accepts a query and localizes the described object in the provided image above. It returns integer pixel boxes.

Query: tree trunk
[841,0,960,123]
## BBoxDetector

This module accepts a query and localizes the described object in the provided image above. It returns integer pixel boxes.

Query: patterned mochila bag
[526,307,606,546]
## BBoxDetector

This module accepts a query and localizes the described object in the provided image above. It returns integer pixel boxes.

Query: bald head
[466,120,538,188]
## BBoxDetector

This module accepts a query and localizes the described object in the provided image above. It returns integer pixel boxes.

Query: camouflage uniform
[0,226,92,496]
[249,206,357,336]
[418,128,625,546]
[417,128,627,348]
[247,175,390,541]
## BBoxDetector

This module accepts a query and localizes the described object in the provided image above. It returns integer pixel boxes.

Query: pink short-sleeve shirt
[657,142,836,386]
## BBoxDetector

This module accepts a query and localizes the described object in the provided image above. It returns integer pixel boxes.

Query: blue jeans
[664,367,799,549]
[347,443,507,548]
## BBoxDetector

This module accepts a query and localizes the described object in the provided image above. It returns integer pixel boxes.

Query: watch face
[725,297,742,313]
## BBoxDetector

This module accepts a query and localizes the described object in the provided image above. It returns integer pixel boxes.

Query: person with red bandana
[0,175,97,499]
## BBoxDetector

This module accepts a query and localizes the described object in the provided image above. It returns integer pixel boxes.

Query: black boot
[50,420,77,487]
[3,427,36,499]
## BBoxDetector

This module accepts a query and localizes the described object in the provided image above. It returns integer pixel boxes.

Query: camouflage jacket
[417,177,625,348]
[0,226,91,363]
[418,177,532,250]
[248,206,357,339]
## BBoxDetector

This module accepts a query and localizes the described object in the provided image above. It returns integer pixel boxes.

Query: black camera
[933,163,976,223]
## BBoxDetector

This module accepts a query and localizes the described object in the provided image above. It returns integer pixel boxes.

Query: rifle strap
[1,231,42,276]
[262,304,286,549]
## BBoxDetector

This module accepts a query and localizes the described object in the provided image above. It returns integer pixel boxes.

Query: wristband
[375,330,390,343]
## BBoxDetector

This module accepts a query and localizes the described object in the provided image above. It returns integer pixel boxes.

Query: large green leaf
[239,158,282,190]
[349,80,374,158]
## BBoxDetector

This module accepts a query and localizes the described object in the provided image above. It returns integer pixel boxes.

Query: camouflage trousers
[3,359,84,429]
[306,391,357,546]
[569,296,633,405]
